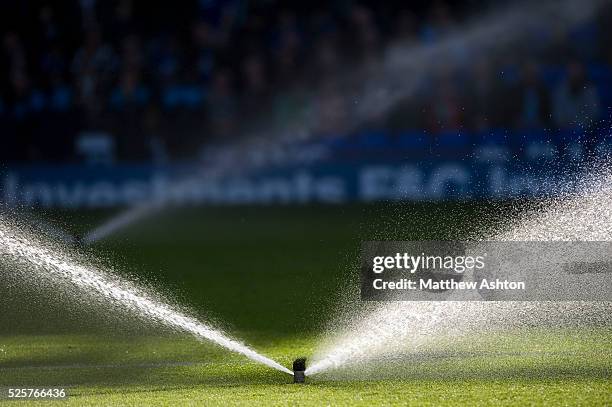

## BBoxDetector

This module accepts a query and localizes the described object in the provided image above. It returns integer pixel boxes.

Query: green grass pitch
[0,204,610,405]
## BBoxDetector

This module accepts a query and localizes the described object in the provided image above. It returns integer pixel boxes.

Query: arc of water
[0,219,292,375]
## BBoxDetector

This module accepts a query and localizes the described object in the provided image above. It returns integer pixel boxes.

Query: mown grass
[0,204,610,405]
[0,329,610,406]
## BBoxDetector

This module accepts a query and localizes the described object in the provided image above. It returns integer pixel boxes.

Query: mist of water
[0,217,292,375]
[305,166,612,377]
[80,0,608,244]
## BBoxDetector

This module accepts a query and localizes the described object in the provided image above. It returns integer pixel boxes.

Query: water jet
[0,217,292,375]
[306,168,612,377]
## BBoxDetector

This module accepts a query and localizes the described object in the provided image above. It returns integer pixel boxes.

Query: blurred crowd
[1,0,612,163]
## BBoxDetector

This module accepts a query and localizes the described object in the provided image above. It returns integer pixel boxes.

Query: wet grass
[0,204,610,405]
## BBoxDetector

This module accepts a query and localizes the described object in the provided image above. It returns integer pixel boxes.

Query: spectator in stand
[206,68,237,138]
[72,29,117,80]
[110,0,136,42]
[272,10,303,88]
[348,4,380,63]
[191,19,217,83]
[6,69,36,159]
[552,60,601,129]
[1,0,611,163]
[510,62,551,129]
[420,1,456,43]
[110,69,149,110]
[426,69,464,132]
[40,45,67,86]
[315,83,348,135]
[143,105,168,164]
[151,35,182,84]
[72,29,117,119]
[47,71,72,112]
[312,32,342,81]
[466,59,503,130]
[38,5,60,48]
[240,53,269,120]
[2,32,27,77]
[119,35,144,75]
[394,10,418,43]
[7,69,35,119]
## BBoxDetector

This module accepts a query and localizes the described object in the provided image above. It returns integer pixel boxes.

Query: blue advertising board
[0,158,575,209]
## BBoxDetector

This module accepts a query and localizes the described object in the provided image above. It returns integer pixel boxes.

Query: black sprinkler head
[293,358,306,383]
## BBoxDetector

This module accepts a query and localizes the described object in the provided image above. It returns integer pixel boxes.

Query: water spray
[78,0,606,245]
[0,218,292,376]
[306,167,612,377]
